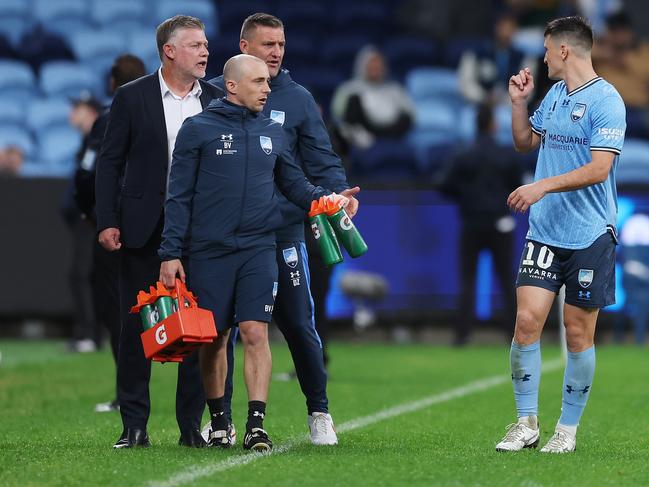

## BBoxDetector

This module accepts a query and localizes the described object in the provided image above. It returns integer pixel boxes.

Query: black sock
[246,400,266,431]
[207,396,228,431]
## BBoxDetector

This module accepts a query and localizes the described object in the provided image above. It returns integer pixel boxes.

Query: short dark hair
[110,54,146,89]
[240,12,284,40]
[156,15,205,61]
[544,16,593,52]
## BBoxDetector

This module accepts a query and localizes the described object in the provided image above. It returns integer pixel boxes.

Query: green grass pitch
[1,340,648,486]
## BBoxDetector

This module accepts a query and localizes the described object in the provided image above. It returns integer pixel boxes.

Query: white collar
[158,68,202,100]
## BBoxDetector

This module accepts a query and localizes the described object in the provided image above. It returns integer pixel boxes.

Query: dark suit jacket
[95,72,223,248]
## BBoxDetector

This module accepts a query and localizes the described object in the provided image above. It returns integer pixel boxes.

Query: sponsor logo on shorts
[290,270,300,287]
[518,267,558,280]
[283,247,298,268]
[578,269,594,288]
[578,290,592,301]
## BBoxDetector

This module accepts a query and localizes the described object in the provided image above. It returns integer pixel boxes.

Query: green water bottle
[327,207,368,258]
[139,304,157,330]
[308,201,343,266]
[155,296,174,322]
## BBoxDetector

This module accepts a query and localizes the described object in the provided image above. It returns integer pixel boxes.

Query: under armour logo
[562,99,570,106]
[220,134,233,141]
[566,384,590,394]
[252,411,265,418]
[512,373,531,382]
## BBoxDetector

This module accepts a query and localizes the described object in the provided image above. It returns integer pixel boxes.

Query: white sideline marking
[149,358,563,487]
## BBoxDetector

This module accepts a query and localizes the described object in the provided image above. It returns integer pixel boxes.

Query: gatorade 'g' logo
[155,325,168,345]
[340,215,353,231]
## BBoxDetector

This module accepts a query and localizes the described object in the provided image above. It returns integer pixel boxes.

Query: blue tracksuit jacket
[209,69,349,241]
[159,97,327,261]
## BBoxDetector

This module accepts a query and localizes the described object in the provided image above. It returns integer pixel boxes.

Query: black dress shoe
[179,428,208,448]
[113,428,151,449]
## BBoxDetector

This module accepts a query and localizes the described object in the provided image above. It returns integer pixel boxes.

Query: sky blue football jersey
[527,77,626,249]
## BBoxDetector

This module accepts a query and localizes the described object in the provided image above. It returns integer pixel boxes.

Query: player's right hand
[98,227,121,251]
[160,259,185,288]
[508,68,534,103]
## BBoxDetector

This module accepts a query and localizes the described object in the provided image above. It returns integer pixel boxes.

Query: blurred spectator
[61,92,102,354]
[593,12,649,138]
[19,25,74,72]
[619,213,649,345]
[458,12,533,105]
[73,54,146,413]
[0,146,24,177]
[331,46,414,150]
[438,103,523,346]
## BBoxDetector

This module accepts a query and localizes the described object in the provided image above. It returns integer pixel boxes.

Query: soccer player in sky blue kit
[495,16,626,453]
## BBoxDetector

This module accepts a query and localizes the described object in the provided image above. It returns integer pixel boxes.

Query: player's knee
[238,322,268,348]
[564,322,593,351]
[514,309,543,343]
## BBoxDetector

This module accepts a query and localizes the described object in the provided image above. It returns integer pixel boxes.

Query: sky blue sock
[559,346,596,426]
[510,340,541,418]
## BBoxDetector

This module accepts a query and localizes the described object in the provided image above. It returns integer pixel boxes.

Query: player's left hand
[340,186,360,218]
[507,182,546,213]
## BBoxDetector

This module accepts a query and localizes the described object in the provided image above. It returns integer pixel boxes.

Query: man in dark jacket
[439,103,523,345]
[95,15,223,449]
[159,54,346,451]
[209,12,359,447]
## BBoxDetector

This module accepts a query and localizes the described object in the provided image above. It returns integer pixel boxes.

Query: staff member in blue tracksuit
[159,54,349,452]
[209,12,359,447]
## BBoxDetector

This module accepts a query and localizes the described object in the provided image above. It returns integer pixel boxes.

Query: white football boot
[201,421,236,446]
[495,415,540,451]
[540,425,576,453]
[308,412,338,445]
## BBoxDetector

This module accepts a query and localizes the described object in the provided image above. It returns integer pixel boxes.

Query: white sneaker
[495,416,540,451]
[540,427,576,453]
[308,412,338,445]
[201,421,236,446]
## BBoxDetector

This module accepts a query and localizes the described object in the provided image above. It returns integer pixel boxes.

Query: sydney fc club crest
[578,269,594,288]
[270,110,285,126]
[571,103,587,122]
[282,247,298,268]
[259,136,272,155]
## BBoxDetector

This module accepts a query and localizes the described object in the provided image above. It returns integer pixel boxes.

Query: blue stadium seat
[383,36,440,81]
[33,0,91,37]
[0,126,35,159]
[0,0,33,45]
[127,29,161,74]
[405,67,461,104]
[413,99,457,132]
[0,97,26,126]
[288,66,345,110]
[408,130,457,174]
[0,60,36,103]
[320,36,370,77]
[275,1,327,37]
[68,30,129,77]
[281,35,316,70]
[512,28,545,57]
[349,138,418,180]
[443,37,490,68]
[155,0,218,37]
[39,61,102,98]
[618,138,649,186]
[217,1,269,32]
[38,125,81,176]
[26,98,72,132]
[493,104,513,146]
[457,104,477,142]
[91,0,147,33]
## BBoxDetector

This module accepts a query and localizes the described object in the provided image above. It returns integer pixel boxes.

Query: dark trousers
[224,241,329,418]
[306,230,333,367]
[92,240,120,398]
[69,219,100,342]
[117,222,204,432]
[457,224,516,343]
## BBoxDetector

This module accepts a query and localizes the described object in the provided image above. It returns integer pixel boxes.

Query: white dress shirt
[158,68,203,184]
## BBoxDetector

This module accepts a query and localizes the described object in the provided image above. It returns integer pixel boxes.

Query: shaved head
[223,54,271,112]
[223,54,267,83]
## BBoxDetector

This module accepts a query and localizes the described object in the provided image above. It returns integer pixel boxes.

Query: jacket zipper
[235,111,249,239]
